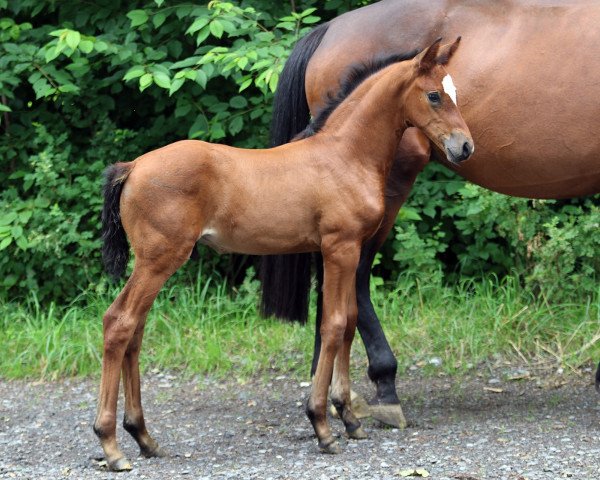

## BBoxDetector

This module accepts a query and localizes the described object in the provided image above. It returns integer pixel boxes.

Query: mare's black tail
[259,22,330,323]
[101,163,133,280]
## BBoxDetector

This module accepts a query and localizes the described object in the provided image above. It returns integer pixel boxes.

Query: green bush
[386,164,599,299]
[0,0,597,304]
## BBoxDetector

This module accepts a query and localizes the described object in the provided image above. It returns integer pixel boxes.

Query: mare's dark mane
[296,51,419,139]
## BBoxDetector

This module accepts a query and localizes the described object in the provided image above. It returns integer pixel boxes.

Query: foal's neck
[320,64,411,176]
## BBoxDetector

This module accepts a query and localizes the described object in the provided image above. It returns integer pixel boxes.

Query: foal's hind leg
[94,243,192,471]
[330,284,368,440]
[122,321,165,459]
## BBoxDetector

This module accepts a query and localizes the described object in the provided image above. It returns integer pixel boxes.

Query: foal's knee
[320,315,346,346]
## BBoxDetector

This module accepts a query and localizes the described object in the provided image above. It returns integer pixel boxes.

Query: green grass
[0,273,598,380]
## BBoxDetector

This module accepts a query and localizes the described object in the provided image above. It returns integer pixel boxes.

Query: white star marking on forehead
[442,74,457,105]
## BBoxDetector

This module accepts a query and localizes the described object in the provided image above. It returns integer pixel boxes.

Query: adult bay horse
[260,0,600,427]
[94,39,473,470]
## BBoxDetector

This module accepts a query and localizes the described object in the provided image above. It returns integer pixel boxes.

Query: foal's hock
[94,38,473,471]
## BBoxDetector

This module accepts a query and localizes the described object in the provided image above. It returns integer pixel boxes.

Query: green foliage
[0,0,597,306]
[0,0,330,302]
[386,164,599,299]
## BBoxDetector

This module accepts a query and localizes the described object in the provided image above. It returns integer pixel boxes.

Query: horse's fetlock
[93,422,108,440]
[123,415,142,437]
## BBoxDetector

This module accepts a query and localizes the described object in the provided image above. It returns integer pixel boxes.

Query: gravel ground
[1,365,600,480]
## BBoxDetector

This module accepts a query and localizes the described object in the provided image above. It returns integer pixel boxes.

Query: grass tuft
[0,272,598,380]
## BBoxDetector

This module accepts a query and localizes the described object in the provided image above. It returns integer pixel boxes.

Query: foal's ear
[416,37,442,74]
[436,36,461,65]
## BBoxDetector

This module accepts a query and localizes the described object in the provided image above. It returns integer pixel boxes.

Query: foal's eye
[427,91,441,104]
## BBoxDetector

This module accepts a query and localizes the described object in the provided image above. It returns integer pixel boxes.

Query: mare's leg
[94,242,192,471]
[307,240,361,454]
[330,283,368,440]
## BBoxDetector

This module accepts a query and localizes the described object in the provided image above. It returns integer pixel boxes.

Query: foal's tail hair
[101,162,134,280]
[259,22,330,323]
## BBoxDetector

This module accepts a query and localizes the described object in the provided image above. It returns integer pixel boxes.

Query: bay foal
[94,38,473,470]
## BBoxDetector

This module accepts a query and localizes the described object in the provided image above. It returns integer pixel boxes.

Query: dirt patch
[1,366,600,479]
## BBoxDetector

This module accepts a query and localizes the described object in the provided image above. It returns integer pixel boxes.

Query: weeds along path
[1,366,600,479]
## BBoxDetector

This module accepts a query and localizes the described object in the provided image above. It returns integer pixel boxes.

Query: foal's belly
[197,223,321,256]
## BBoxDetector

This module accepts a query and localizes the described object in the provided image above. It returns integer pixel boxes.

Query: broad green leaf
[153,13,167,28]
[0,212,17,226]
[209,20,224,38]
[153,71,170,89]
[65,30,80,50]
[186,17,209,35]
[171,56,201,69]
[237,57,248,70]
[229,96,247,109]
[299,7,317,17]
[0,237,11,250]
[175,102,192,117]
[0,104,11,112]
[123,65,145,81]
[302,16,321,24]
[78,39,94,54]
[169,77,184,96]
[229,116,243,135]
[94,40,108,52]
[127,10,149,27]
[195,26,211,45]
[139,73,153,90]
[238,78,252,92]
[45,46,61,62]
[269,71,279,92]
[188,114,209,139]
[15,235,28,250]
[195,69,207,89]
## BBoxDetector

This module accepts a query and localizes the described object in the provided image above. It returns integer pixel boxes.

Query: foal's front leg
[330,283,368,440]
[306,240,361,454]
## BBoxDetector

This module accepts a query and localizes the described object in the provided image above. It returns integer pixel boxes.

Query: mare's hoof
[108,457,133,471]
[347,425,368,440]
[370,403,407,429]
[318,438,342,455]
[141,445,167,458]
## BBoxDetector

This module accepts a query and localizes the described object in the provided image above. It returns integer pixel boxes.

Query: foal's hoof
[370,403,407,429]
[141,444,168,458]
[347,425,368,440]
[108,457,133,472]
[318,438,342,455]
[329,390,371,419]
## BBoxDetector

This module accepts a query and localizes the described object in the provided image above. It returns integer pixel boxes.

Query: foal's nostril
[462,142,472,160]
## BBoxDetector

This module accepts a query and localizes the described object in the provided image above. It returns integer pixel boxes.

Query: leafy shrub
[0,0,597,304]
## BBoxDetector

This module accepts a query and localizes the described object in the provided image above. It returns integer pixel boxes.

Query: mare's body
[261,0,600,425]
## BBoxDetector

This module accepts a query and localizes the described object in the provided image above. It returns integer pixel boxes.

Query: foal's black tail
[101,163,133,280]
[259,22,330,323]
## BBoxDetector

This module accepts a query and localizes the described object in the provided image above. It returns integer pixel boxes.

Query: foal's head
[402,37,474,164]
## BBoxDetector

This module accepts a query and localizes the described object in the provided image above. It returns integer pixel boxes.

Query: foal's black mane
[297,50,419,139]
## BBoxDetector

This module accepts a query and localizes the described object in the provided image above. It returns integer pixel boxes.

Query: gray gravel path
[1,366,600,479]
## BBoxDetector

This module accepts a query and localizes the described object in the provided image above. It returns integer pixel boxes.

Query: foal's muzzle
[444,131,474,165]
